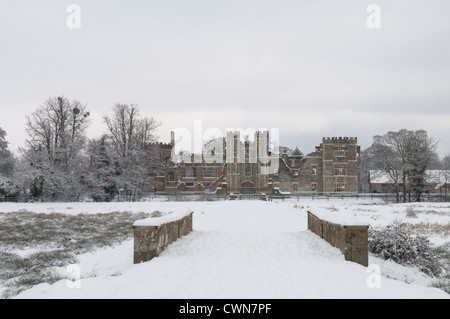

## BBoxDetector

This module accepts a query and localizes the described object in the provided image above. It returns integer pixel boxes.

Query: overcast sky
[1,0,449,157]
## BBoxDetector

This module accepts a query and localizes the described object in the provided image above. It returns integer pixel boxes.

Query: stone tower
[225,131,271,194]
[321,137,360,193]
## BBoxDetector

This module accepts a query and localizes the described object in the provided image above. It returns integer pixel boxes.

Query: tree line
[0,96,160,202]
[1,96,449,202]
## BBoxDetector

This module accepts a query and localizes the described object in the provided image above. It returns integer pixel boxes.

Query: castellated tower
[320,137,360,193]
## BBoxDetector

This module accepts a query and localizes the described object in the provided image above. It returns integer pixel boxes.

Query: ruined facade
[274,136,360,194]
[148,133,360,195]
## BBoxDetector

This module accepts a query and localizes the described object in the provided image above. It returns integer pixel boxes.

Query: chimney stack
[170,131,175,145]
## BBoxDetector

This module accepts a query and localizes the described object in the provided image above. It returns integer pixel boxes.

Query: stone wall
[133,212,193,264]
[307,211,369,267]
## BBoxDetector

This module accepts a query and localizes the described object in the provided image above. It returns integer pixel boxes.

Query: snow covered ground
[0,198,448,299]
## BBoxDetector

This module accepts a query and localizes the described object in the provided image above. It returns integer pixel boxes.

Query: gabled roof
[289,147,304,157]
[369,170,394,184]
[425,170,450,188]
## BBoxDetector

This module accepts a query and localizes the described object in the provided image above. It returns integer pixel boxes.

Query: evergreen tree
[84,135,120,202]
[0,125,15,177]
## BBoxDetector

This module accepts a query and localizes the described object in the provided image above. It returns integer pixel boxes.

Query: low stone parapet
[133,211,193,264]
[307,211,369,267]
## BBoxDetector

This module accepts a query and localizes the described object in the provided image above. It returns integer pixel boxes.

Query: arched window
[245,164,251,176]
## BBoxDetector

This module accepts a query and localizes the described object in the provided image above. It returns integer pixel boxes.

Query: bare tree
[26,96,90,170]
[104,104,160,158]
[22,96,90,201]
[441,154,450,201]
[369,137,403,202]
[103,104,161,201]
[369,129,438,203]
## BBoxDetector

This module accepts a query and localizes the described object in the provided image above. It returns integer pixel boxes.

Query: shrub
[431,243,450,293]
[369,224,443,277]
[430,279,450,294]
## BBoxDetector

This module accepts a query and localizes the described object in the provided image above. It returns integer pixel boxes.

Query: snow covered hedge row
[368,225,443,277]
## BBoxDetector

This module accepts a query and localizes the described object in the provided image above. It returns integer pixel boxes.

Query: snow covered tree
[25,96,90,169]
[104,104,160,158]
[84,135,120,202]
[103,104,161,201]
[0,125,17,201]
[0,125,15,177]
[0,127,17,201]
[21,96,91,201]
[15,147,50,199]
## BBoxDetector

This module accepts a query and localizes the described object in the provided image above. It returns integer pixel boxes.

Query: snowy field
[0,198,449,299]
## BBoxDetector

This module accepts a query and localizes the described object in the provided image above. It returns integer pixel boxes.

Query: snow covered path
[14,201,449,299]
